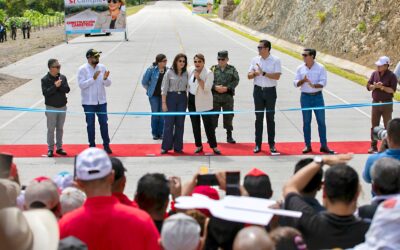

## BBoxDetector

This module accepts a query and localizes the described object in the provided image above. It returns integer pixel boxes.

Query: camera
[373,126,387,141]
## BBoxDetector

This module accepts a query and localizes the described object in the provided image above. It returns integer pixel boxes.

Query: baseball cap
[86,49,102,58]
[24,179,59,210]
[60,187,86,216]
[111,157,126,181]
[75,148,112,181]
[192,185,219,216]
[161,213,201,250]
[53,171,74,191]
[375,56,390,66]
[218,50,228,59]
[0,207,59,250]
[0,178,20,209]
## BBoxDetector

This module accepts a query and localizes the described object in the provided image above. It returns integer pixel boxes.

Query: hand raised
[93,71,101,80]
[103,70,110,80]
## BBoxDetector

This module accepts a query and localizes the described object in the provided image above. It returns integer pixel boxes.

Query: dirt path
[0,25,76,96]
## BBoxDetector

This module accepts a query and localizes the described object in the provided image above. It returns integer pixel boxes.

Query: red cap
[192,186,219,217]
[33,176,51,182]
[246,168,268,177]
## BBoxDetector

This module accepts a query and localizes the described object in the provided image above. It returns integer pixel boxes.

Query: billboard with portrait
[192,0,214,14]
[64,0,126,34]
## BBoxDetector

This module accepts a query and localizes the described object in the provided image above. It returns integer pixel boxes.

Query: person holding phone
[188,54,221,155]
[294,48,335,155]
[41,59,70,157]
[78,49,112,154]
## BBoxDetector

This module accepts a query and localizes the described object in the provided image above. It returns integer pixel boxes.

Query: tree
[6,0,27,17]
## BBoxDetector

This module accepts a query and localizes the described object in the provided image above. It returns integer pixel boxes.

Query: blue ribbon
[0,101,398,116]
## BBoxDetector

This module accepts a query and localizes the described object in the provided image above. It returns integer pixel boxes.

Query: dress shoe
[161,149,168,154]
[320,147,336,154]
[269,145,280,156]
[158,135,163,140]
[56,149,67,156]
[226,130,236,144]
[174,149,183,154]
[47,150,54,157]
[368,146,378,154]
[302,146,312,154]
[194,146,203,153]
[253,145,261,153]
[104,146,113,154]
[212,147,221,155]
[153,135,159,140]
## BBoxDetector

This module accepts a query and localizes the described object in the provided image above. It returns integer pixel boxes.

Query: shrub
[316,11,326,24]
[356,21,366,32]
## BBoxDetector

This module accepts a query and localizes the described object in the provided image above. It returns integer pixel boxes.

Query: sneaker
[270,145,280,156]
[47,150,54,157]
[56,149,67,156]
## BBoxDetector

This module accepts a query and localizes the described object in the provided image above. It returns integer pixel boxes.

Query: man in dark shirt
[41,59,70,157]
[359,157,400,220]
[283,154,370,249]
[367,56,398,153]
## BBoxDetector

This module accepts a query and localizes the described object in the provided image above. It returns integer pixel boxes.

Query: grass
[126,5,145,16]
[316,11,326,24]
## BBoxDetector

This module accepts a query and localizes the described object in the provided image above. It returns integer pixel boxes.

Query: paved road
[0,1,391,204]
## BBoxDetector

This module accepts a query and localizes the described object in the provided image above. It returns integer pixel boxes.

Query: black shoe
[161,149,168,154]
[226,131,236,144]
[212,147,221,155]
[194,146,203,153]
[47,150,54,157]
[104,146,113,154]
[89,144,96,148]
[56,149,67,156]
[158,135,163,140]
[302,146,312,154]
[320,147,336,154]
[270,145,280,156]
[174,149,183,153]
[368,146,378,154]
[253,145,261,153]
[153,136,158,140]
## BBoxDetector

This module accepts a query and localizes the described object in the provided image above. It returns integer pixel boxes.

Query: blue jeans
[149,96,164,137]
[82,103,110,147]
[300,92,327,147]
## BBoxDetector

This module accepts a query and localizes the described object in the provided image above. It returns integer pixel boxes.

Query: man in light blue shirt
[293,48,335,154]
[363,118,400,183]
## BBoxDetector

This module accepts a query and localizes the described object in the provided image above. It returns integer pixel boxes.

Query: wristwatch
[313,156,324,167]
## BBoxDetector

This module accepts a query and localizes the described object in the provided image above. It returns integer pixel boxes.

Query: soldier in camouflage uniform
[211,50,240,143]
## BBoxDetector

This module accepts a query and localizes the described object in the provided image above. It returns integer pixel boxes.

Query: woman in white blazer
[188,54,221,154]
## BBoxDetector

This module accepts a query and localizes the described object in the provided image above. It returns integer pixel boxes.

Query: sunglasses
[194,60,203,63]
[107,0,119,3]
[257,46,265,50]
[218,58,226,61]
[52,65,61,69]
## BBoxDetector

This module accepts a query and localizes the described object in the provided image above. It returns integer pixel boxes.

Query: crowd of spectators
[1,119,400,249]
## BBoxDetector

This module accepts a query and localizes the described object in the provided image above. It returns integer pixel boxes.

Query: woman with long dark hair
[142,54,168,140]
[188,54,221,154]
[160,53,189,154]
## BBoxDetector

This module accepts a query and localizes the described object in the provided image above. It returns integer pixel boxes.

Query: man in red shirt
[59,148,160,250]
[111,157,138,207]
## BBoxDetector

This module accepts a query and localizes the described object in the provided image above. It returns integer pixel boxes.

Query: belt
[302,92,322,96]
[254,85,275,90]
[168,91,185,94]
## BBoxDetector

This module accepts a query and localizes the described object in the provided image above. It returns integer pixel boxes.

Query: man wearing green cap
[211,50,240,143]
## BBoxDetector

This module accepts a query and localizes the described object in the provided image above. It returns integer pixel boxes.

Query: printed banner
[64,0,126,34]
[192,0,214,14]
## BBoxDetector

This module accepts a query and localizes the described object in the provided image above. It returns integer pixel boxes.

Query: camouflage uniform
[211,64,239,132]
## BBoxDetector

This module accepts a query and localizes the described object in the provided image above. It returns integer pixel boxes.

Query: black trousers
[253,86,276,147]
[188,93,217,148]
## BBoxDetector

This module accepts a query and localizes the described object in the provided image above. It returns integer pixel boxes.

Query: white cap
[375,56,390,66]
[161,213,201,250]
[76,148,112,181]
[60,187,86,216]
[53,171,74,191]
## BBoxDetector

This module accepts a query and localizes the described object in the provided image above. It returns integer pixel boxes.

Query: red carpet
[0,141,372,158]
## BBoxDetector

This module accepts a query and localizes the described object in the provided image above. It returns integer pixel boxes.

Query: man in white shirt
[293,48,334,154]
[248,40,281,155]
[77,49,112,154]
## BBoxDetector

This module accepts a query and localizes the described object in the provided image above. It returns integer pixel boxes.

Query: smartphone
[197,174,219,186]
[226,171,241,196]
[0,153,13,178]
